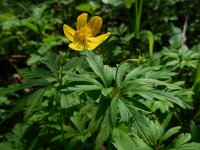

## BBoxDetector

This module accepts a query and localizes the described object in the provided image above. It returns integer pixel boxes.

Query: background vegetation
[0,0,200,149]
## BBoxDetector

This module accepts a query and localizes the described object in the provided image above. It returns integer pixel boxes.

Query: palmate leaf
[41,52,63,77]
[19,67,56,80]
[167,143,200,150]
[67,74,103,87]
[109,98,118,126]
[135,78,181,90]
[95,110,110,150]
[104,65,115,87]
[123,83,186,108]
[118,99,130,122]
[0,79,50,95]
[160,126,182,144]
[67,85,103,92]
[60,93,80,109]
[0,142,14,150]
[115,62,131,87]
[124,66,151,81]
[169,133,191,148]
[0,89,45,124]
[112,128,137,150]
[122,97,151,113]
[84,50,109,87]
[63,56,85,71]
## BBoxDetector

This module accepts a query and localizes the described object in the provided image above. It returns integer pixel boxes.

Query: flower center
[74,25,93,48]
[77,25,93,38]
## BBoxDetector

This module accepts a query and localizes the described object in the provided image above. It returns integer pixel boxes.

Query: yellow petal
[77,13,88,30]
[69,43,84,51]
[63,24,75,42]
[88,16,102,36]
[86,32,110,50]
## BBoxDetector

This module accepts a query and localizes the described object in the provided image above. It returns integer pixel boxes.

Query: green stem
[60,106,66,149]
[135,0,143,38]
[135,0,138,38]
[58,52,68,149]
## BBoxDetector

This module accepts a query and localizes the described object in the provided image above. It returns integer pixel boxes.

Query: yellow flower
[63,13,110,51]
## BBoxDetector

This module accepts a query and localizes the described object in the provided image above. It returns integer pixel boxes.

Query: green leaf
[75,3,100,13]
[162,113,172,129]
[0,142,14,150]
[116,62,131,87]
[160,126,181,143]
[0,79,49,95]
[68,85,102,92]
[112,128,136,150]
[24,89,45,120]
[60,93,80,109]
[70,112,86,133]
[109,98,118,126]
[123,97,151,113]
[171,142,200,150]
[63,56,85,71]
[144,30,154,58]
[118,99,130,122]
[190,121,200,142]
[68,74,103,87]
[84,50,107,87]
[75,3,92,13]
[124,66,151,82]
[104,65,115,87]
[1,89,45,124]
[169,133,191,148]
[95,111,110,149]
[102,0,131,7]
[169,24,182,48]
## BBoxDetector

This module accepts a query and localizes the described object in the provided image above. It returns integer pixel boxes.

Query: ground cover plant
[0,0,200,150]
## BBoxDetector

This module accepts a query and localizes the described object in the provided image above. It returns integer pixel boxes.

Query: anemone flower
[63,13,110,51]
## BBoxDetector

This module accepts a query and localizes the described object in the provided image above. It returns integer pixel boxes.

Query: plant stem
[58,52,68,149]
[60,106,66,149]
[135,0,143,38]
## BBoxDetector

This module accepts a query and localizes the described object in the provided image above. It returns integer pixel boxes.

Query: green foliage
[1,0,200,149]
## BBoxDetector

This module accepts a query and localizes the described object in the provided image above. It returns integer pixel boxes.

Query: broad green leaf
[67,74,103,87]
[84,50,107,87]
[116,62,131,87]
[190,121,200,142]
[70,112,87,133]
[169,133,191,148]
[0,142,14,150]
[60,93,80,109]
[24,89,45,120]
[109,98,118,126]
[63,56,85,71]
[112,128,136,150]
[0,89,45,124]
[148,120,164,144]
[162,113,172,129]
[68,85,102,92]
[124,66,151,82]
[118,99,130,122]
[0,79,49,95]
[170,142,200,150]
[144,30,154,58]
[160,126,181,143]
[129,109,150,144]
[123,97,151,113]
[75,3,92,13]
[95,111,110,149]
[67,137,81,150]
[104,65,115,87]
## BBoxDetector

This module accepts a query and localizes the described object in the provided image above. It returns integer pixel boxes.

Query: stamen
[75,25,93,48]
